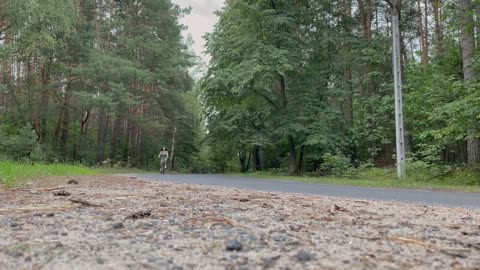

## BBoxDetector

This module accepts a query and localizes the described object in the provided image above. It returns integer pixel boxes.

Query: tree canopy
[199,0,480,175]
[0,0,200,170]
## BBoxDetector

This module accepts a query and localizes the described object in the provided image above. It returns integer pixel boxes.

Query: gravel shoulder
[1,175,479,270]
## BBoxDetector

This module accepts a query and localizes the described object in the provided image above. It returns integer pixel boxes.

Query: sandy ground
[0,175,479,270]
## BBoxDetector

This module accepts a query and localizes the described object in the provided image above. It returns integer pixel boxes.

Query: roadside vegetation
[236,163,480,192]
[0,161,145,188]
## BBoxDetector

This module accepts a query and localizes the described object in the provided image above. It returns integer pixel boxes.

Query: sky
[172,0,225,65]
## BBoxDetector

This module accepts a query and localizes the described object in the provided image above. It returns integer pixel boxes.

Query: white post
[391,13,406,179]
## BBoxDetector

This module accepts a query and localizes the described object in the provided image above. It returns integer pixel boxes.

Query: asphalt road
[132,174,480,209]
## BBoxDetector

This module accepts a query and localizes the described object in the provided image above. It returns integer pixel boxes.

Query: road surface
[132,174,480,209]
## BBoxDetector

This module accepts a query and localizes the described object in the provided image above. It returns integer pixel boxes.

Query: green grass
[232,168,480,193]
[0,161,147,188]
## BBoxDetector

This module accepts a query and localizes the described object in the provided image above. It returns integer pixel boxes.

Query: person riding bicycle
[158,147,169,172]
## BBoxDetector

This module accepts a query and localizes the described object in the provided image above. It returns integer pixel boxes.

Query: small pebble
[11,251,23,258]
[53,190,71,196]
[297,250,311,262]
[46,213,55,217]
[67,179,79,185]
[226,239,243,251]
[112,222,124,229]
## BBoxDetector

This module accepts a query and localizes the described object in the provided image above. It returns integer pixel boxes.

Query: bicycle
[160,158,167,175]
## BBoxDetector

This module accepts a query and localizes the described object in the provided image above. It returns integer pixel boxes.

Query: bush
[405,159,453,181]
[0,125,37,160]
[319,153,352,177]
[266,167,290,175]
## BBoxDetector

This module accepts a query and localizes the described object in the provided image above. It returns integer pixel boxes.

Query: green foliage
[319,153,352,178]
[0,0,200,169]
[239,168,480,192]
[0,125,37,160]
[0,161,99,187]
[405,160,453,181]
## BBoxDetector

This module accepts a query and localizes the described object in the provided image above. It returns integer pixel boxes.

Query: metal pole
[391,14,406,179]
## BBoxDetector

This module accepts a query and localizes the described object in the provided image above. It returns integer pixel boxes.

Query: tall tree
[459,0,479,164]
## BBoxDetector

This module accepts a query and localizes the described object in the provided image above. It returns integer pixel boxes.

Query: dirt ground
[0,175,479,270]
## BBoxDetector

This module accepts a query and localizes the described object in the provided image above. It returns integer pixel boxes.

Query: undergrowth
[0,161,100,187]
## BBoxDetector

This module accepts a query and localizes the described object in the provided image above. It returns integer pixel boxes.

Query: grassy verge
[232,168,480,193]
[0,161,146,188]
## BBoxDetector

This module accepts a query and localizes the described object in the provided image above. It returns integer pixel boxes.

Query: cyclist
[158,147,169,174]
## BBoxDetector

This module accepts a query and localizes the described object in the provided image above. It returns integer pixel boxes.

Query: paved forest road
[132,174,480,209]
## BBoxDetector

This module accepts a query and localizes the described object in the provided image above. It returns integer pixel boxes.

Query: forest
[1,0,479,179]
[0,0,201,170]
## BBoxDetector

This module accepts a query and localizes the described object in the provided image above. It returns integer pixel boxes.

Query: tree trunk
[432,0,442,54]
[252,145,261,171]
[459,0,479,164]
[287,135,297,174]
[270,0,297,175]
[239,149,247,173]
[170,120,177,171]
[475,1,480,47]
[74,109,89,160]
[357,0,372,39]
[110,110,122,159]
[60,84,72,159]
[96,108,107,163]
[81,110,89,134]
[278,74,297,174]
[297,145,305,175]
[423,0,429,63]
[417,0,429,64]
[53,107,65,143]
[38,57,53,142]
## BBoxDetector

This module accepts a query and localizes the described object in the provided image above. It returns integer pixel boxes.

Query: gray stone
[112,222,124,229]
[226,239,243,251]
[297,250,311,262]
[11,251,24,258]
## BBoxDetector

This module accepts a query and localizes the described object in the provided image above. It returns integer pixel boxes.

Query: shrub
[319,153,352,177]
[0,125,37,160]
[405,159,453,181]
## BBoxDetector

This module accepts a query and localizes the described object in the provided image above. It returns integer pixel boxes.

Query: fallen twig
[126,209,152,219]
[53,190,71,196]
[13,187,63,192]
[328,204,349,215]
[351,234,382,241]
[69,198,101,207]
[0,206,74,213]
[389,236,433,247]
[389,236,472,255]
